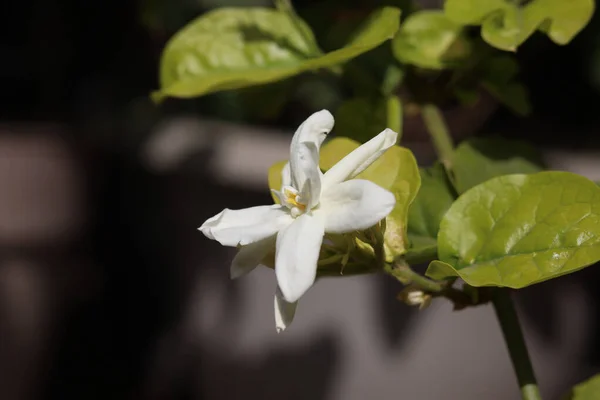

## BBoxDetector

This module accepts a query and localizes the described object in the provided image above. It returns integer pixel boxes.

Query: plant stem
[384,261,474,309]
[386,95,403,142]
[384,262,444,293]
[421,104,454,169]
[492,289,542,400]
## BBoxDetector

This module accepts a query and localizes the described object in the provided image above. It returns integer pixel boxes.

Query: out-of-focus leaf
[268,160,288,203]
[405,164,455,263]
[480,55,531,115]
[155,7,401,100]
[453,137,544,194]
[237,79,296,121]
[563,373,600,400]
[335,95,403,144]
[444,0,594,51]
[335,98,388,143]
[426,172,600,287]
[392,10,470,69]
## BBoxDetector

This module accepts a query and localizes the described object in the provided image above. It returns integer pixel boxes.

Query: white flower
[200,110,398,332]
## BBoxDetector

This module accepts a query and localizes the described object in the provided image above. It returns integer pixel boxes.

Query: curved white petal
[199,205,292,247]
[230,236,275,279]
[281,162,291,189]
[274,286,298,333]
[275,213,324,303]
[289,110,333,192]
[271,189,287,207]
[322,128,398,189]
[294,142,322,209]
[289,109,334,156]
[318,179,396,233]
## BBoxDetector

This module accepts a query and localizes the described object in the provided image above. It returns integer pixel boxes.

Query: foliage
[563,374,600,400]
[154,6,400,101]
[155,1,598,399]
[444,0,594,51]
[426,172,600,288]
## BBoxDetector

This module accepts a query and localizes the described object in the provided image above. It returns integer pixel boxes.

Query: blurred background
[2,0,600,399]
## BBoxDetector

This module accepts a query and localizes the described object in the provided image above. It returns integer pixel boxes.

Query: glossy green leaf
[426,171,600,287]
[563,374,600,400]
[405,164,456,263]
[155,7,401,100]
[453,137,544,194]
[444,0,594,51]
[392,10,470,69]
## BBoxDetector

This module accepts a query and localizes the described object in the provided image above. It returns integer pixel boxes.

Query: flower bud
[398,286,433,310]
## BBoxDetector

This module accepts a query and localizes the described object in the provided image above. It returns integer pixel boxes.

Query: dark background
[1,0,600,399]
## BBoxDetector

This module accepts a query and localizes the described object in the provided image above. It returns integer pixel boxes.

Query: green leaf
[392,10,470,69]
[426,171,600,287]
[444,0,594,51]
[335,98,388,143]
[155,7,401,101]
[334,95,403,144]
[563,374,600,400]
[480,55,531,115]
[274,0,322,56]
[319,138,421,258]
[405,164,456,263]
[268,159,288,203]
[453,137,544,194]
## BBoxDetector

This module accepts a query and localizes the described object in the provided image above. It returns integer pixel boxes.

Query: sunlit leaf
[392,10,470,69]
[426,172,600,287]
[319,137,421,258]
[405,164,456,263]
[563,373,600,400]
[444,0,594,51]
[155,7,401,100]
[453,137,544,194]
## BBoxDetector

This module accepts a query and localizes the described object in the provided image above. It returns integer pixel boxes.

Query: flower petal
[275,213,324,303]
[281,162,291,189]
[230,236,275,279]
[199,205,292,247]
[322,128,398,188]
[294,142,322,209]
[289,110,333,190]
[274,286,298,333]
[271,189,287,207]
[318,179,395,233]
[289,109,334,156]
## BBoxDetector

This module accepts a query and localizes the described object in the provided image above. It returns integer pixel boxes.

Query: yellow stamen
[284,188,306,211]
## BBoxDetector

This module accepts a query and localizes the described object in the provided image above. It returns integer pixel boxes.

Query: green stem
[384,262,444,293]
[492,289,542,400]
[421,104,454,169]
[386,95,403,142]
[385,261,475,309]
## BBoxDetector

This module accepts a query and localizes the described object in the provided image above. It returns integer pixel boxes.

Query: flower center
[282,186,306,217]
